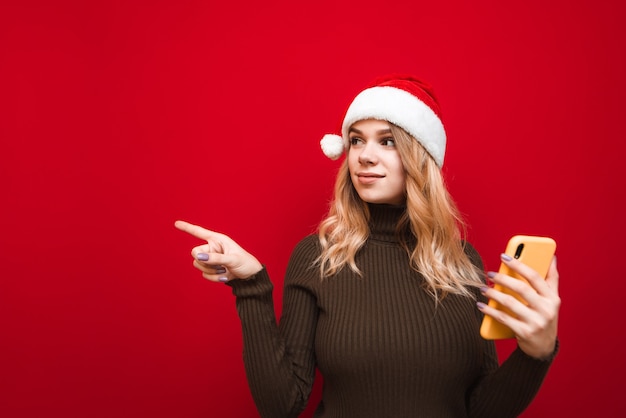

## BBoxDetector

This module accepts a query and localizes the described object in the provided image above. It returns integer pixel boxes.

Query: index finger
[545,256,559,290]
[174,220,217,241]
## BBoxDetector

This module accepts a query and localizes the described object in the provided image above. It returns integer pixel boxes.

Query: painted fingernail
[215,268,226,274]
[218,277,229,283]
[487,271,496,279]
[480,286,489,294]
[501,253,513,262]
[476,302,487,309]
[197,253,209,261]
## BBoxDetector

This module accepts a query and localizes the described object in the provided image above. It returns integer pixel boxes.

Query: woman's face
[347,119,406,205]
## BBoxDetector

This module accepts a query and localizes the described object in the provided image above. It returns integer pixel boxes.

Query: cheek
[391,155,405,176]
[393,172,407,190]
[391,159,407,188]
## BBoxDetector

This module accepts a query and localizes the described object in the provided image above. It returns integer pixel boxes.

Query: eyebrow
[348,127,393,135]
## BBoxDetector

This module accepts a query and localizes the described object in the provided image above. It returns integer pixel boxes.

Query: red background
[1,0,624,416]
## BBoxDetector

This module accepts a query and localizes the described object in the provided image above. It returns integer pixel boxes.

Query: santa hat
[320,74,447,167]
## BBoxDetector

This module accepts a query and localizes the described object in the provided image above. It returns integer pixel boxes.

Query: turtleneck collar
[367,203,411,243]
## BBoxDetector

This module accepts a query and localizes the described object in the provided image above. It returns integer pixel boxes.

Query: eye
[349,136,364,146]
[381,137,395,147]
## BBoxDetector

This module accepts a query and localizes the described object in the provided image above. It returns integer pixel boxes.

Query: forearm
[468,341,558,418]
[228,269,314,418]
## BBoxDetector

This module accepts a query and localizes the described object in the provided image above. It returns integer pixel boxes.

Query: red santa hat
[320,74,447,167]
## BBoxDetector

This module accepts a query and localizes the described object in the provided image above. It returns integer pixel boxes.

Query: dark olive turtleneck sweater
[227,204,555,417]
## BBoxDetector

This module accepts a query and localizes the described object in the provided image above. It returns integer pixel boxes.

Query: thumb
[545,256,559,289]
[198,252,235,267]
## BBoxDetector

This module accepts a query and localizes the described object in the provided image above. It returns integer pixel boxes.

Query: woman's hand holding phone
[478,236,561,360]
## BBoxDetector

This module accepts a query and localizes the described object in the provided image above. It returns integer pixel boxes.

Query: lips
[357,172,384,178]
[356,172,384,184]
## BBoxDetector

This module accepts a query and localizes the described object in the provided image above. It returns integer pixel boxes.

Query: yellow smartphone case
[479,235,557,340]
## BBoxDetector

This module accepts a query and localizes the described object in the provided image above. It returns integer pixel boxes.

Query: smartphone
[479,235,557,340]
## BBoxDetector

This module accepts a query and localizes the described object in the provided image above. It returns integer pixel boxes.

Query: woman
[175,75,560,417]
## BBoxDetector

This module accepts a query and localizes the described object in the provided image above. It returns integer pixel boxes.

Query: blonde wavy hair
[316,123,483,300]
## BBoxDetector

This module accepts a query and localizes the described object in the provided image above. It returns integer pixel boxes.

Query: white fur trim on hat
[341,86,446,167]
[320,134,345,160]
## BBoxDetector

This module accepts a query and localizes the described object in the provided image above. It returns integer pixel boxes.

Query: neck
[367,203,409,243]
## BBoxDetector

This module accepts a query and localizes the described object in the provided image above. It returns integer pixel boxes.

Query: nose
[358,142,378,165]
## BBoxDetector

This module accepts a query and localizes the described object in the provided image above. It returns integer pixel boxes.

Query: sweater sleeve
[226,236,320,418]
[463,241,558,417]
[468,342,558,417]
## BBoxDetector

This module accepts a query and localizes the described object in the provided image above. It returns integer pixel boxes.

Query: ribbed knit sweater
[228,204,555,418]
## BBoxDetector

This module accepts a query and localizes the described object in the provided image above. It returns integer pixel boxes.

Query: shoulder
[285,234,321,281]
[288,234,321,264]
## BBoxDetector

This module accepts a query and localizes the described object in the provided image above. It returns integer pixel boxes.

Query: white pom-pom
[320,134,345,160]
